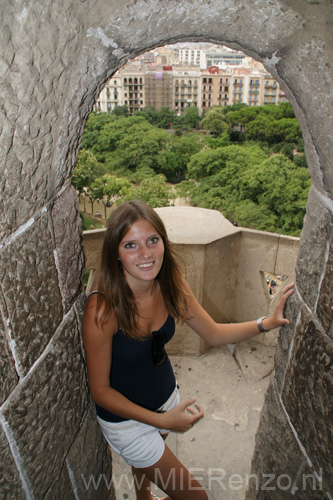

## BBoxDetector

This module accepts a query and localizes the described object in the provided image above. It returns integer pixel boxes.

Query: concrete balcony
[83,206,299,356]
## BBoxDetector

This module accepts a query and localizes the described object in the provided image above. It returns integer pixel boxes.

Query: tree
[201,107,228,135]
[158,132,205,182]
[181,107,201,129]
[91,174,132,218]
[112,105,129,116]
[127,174,174,208]
[184,145,310,236]
[72,149,103,211]
[106,121,172,174]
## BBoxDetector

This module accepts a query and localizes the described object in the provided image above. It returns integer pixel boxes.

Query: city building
[201,66,231,110]
[173,67,201,114]
[94,44,288,114]
[144,66,174,110]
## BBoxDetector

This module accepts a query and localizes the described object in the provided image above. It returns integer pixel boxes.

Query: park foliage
[72,103,310,236]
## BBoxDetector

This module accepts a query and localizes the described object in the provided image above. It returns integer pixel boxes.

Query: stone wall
[0,1,332,499]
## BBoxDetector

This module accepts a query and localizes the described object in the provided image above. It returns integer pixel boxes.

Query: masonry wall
[0,1,332,499]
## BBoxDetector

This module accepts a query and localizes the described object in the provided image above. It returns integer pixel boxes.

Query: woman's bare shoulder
[82,292,117,342]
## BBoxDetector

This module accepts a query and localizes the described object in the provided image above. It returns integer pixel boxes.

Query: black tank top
[95,313,176,422]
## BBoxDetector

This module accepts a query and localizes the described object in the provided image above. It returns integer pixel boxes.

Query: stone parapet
[83,207,299,355]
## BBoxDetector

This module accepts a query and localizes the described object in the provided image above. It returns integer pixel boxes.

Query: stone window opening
[1,4,332,498]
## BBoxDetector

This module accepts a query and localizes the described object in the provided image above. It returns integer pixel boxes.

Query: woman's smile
[118,219,165,286]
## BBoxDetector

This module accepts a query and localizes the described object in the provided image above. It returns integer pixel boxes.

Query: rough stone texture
[281,306,333,494]
[316,230,333,339]
[0,294,18,405]
[291,461,328,500]
[0,1,332,498]
[2,311,89,499]
[66,401,114,499]
[51,186,86,313]
[43,464,77,500]
[296,188,333,313]
[246,380,306,499]
[0,425,26,500]
[0,213,63,376]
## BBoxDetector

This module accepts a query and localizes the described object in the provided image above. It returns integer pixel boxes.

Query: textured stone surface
[51,186,85,313]
[316,232,333,338]
[0,294,18,405]
[0,214,63,376]
[246,380,305,499]
[0,425,26,500]
[281,307,333,493]
[0,1,92,241]
[2,312,89,498]
[66,401,115,499]
[274,290,302,392]
[43,464,77,500]
[296,188,332,315]
[0,1,333,498]
[291,461,329,500]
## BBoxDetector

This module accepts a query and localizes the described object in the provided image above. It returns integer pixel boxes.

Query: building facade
[94,46,288,114]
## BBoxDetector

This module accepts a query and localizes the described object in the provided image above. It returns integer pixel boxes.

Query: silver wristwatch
[257,316,268,333]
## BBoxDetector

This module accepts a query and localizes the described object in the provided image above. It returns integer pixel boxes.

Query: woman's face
[118,218,165,288]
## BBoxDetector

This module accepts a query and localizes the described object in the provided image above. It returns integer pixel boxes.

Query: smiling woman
[118,219,165,288]
[81,199,294,500]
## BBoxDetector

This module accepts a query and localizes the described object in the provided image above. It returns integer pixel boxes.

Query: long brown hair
[96,200,190,339]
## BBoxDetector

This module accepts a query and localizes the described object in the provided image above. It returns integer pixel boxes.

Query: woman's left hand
[265,281,295,331]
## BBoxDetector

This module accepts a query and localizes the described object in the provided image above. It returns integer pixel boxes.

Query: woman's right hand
[161,398,204,432]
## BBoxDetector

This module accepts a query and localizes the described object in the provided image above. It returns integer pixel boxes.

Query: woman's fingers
[165,398,204,431]
[269,281,295,328]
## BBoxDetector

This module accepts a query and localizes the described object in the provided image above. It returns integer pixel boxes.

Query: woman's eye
[149,236,159,244]
[124,242,135,249]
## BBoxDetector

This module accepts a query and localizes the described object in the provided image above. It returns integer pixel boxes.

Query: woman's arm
[184,281,295,347]
[82,295,203,431]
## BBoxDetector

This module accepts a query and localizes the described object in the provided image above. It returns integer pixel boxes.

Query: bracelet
[257,316,268,333]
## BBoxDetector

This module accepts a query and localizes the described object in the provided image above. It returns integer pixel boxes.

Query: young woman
[82,200,294,500]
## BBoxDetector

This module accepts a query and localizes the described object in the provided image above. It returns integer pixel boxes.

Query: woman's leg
[130,433,169,500]
[136,443,208,500]
[131,466,155,500]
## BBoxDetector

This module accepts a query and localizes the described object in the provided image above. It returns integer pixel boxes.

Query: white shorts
[97,385,180,468]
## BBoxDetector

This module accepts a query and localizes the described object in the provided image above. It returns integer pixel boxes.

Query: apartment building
[178,45,201,66]
[173,67,201,114]
[144,67,174,110]
[94,48,287,114]
[201,66,231,110]
[262,73,287,105]
[95,75,123,113]
[229,68,288,107]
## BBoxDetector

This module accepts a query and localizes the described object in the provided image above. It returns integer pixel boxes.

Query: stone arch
[1,1,332,498]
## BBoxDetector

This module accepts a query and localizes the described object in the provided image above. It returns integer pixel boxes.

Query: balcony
[82,206,299,497]
[83,206,299,356]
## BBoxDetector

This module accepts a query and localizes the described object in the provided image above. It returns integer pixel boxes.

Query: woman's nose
[139,245,152,259]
